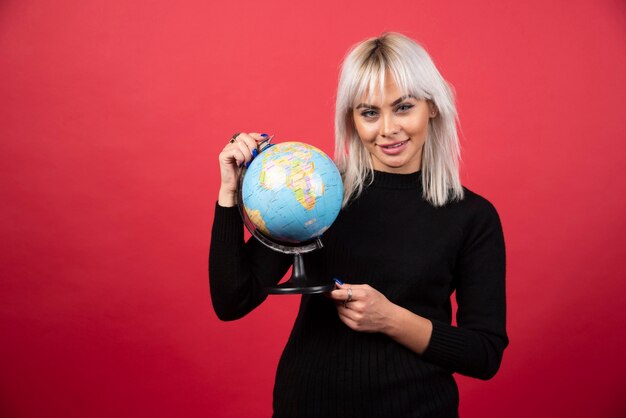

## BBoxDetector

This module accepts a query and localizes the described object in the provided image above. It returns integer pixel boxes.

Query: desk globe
[238,141,343,294]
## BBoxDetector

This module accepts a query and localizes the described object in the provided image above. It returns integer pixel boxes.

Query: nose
[380,112,399,138]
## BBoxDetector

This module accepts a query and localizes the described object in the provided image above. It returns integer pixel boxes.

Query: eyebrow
[355,95,414,110]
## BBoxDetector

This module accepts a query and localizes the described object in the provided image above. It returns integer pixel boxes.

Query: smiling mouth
[379,140,409,149]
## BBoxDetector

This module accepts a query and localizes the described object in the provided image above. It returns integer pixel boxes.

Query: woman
[210,32,508,418]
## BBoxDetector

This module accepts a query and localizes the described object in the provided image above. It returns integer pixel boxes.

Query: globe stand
[237,218,335,294]
[266,253,334,294]
[237,161,336,295]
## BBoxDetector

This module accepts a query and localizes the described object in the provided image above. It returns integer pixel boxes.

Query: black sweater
[209,170,508,418]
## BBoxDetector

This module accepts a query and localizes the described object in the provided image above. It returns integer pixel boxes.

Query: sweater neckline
[371,170,422,190]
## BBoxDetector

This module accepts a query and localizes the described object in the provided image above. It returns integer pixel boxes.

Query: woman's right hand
[217,132,267,207]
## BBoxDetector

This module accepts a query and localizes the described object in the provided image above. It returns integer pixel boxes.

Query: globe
[241,141,343,246]
[238,141,344,294]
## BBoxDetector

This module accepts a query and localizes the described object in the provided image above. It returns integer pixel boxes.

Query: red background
[1,1,625,417]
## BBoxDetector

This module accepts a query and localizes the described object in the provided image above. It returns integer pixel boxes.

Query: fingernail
[260,133,268,137]
[333,277,344,285]
[245,161,251,169]
[252,149,258,157]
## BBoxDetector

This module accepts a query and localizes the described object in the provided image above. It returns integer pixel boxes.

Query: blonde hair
[334,32,464,207]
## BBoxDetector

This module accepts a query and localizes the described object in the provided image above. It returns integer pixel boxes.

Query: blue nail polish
[260,133,268,137]
[333,277,344,285]
[245,161,251,169]
[252,149,258,157]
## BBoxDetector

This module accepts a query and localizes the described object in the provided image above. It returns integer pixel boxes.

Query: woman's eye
[396,104,414,112]
[360,110,378,118]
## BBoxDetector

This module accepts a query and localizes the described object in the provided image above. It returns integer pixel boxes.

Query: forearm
[209,203,260,320]
[383,304,433,355]
[209,241,267,320]
[331,284,435,355]
[384,304,505,379]
[420,320,506,380]
[218,187,237,207]
[209,203,290,320]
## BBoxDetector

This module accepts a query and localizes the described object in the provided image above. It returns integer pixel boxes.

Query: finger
[228,148,247,167]
[239,133,271,151]
[337,305,360,323]
[219,145,244,166]
[234,133,270,168]
[328,289,351,301]
[234,140,254,164]
[336,299,364,312]
[232,133,258,154]
[329,279,345,299]
[345,285,368,301]
[330,278,350,293]
[346,301,364,312]
[248,132,271,143]
[331,288,360,303]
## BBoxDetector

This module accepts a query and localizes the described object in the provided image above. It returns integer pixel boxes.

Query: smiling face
[352,76,435,174]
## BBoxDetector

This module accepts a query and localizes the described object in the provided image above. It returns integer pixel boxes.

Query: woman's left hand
[328,280,398,333]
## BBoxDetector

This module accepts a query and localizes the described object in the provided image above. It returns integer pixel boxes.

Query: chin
[378,158,419,173]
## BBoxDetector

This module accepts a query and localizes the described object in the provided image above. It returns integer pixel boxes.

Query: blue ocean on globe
[241,141,343,244]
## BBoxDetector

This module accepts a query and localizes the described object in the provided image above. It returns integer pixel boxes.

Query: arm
[209,132,292,320]
[330,281,434,353]
[209,203,291,321]
[329,200,508,380]
[422,200,508,379]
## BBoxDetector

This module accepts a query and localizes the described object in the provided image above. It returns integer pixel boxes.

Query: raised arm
[209,132,292,320]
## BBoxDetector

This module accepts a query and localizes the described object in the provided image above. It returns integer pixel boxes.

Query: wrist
[382,303,405,337]
[218,188,237,207]
[383,305,433,354]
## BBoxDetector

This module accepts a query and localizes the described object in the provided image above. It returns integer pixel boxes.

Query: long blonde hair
[334,33,464,207]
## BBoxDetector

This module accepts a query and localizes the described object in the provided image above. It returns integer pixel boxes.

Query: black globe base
[265,280,334,295]
[265,253,334,295]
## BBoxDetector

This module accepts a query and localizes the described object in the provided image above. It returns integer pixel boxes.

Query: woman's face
[352,77,435,174]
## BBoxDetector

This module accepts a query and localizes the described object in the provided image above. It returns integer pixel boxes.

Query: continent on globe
[241,141,343,244]
[243,206,270,236]
[260,144,320,211]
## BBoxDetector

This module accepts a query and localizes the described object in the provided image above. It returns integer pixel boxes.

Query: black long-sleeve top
[209,170,508,418]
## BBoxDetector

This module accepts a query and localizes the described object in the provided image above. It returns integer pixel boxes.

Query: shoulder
[455,187,505,247]
[443,186,503,236]
[458,187,500,217]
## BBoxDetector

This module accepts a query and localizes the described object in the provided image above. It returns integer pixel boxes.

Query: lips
[379,140,408,149]
[378,140,409,155]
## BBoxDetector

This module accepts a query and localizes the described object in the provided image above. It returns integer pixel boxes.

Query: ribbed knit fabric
[209,170,508,418]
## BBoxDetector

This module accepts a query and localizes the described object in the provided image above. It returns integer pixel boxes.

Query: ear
[428,101,438,118]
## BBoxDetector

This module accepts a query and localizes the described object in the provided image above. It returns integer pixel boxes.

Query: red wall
[1,1,625,417]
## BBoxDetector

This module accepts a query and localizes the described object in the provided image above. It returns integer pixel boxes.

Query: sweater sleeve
[208,202,292,321]
[421,198,508,380]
